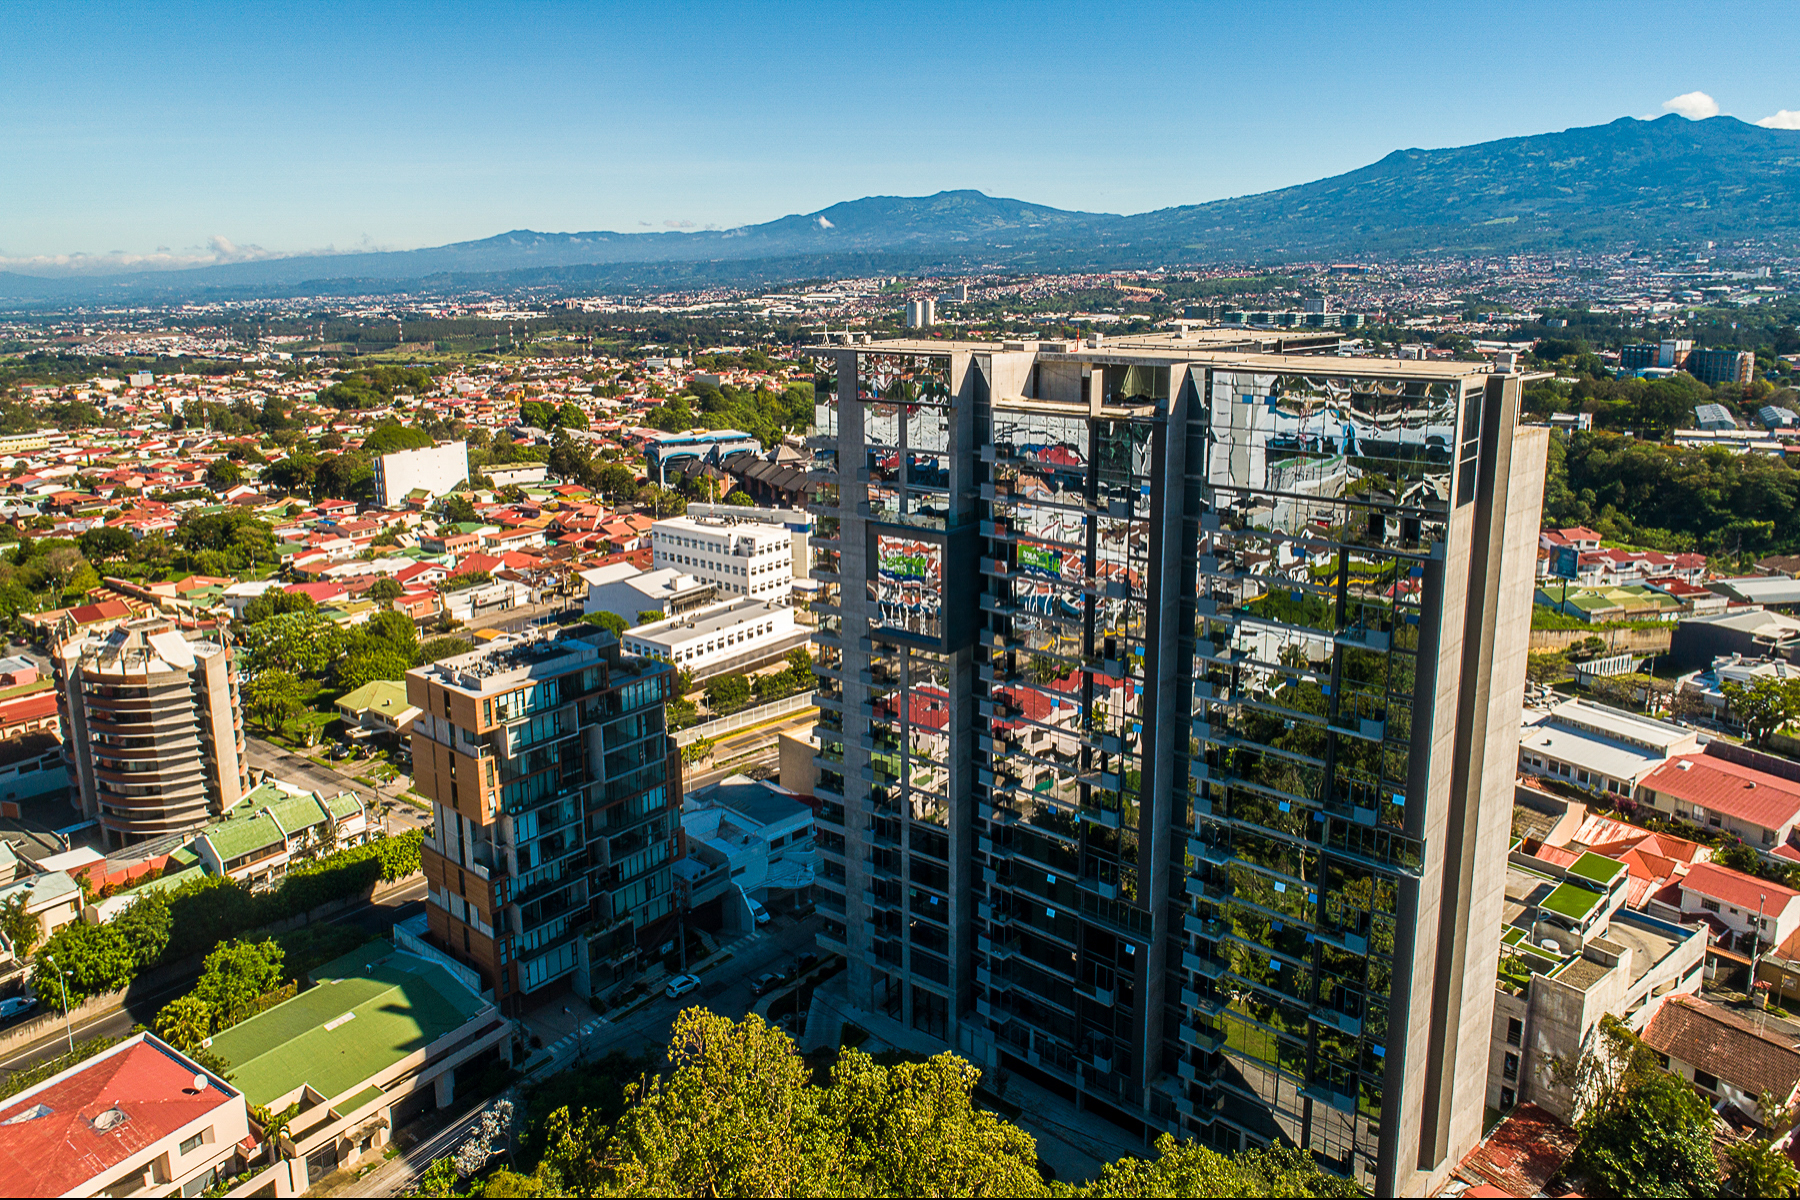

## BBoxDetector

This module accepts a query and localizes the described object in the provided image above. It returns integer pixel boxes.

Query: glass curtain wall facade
[810,339,1544,1196]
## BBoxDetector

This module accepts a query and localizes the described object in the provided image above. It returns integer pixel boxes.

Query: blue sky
[6,0,1800,271]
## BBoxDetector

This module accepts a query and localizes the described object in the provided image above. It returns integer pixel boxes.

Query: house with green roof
[209,939,508,1193]
[336,678,422,741]
[194,779,369,888]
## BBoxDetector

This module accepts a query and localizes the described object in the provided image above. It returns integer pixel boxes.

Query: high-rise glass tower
[807,333,1545,1194]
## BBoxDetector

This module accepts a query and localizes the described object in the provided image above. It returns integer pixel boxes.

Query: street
[0,877,427,1077]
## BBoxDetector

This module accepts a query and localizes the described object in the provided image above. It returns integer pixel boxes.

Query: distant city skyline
[6,0,1800,270]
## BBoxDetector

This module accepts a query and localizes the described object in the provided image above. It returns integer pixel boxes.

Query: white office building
[650,515,795,601]
[623,598,806,678]
[372,441,469,508]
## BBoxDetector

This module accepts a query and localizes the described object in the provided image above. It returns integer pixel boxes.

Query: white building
[674,775,815,927]
[580,562,716,623]
[1517,699,1700,799]
[624,598,806,678]
[372,441,468,508]
[485,463,548,487]
[650,514,796,601]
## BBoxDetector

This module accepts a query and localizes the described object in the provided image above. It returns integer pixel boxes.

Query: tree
[0,894,38,957]
[724,490,754,507]
[238,611,349,678]
[362,423,434,455]
[78,525,132,562]
[336,645,413,692]
[704,673,750,712]
[443,494,480,525]
[1722,676,1800,748]
[192,938,286,1026]
[368,576,405,607]
[205,459,245,489]
[245,669,306,733]
[1725,1137,1800,1199]
[421,636,473,663]
[153,994,214,1053]
[366,609,421,661]
[594,464,639,502]
[637,484,685,518]
[34,923,134,1010]
[242,589,315,624]
[1527,651,1570,685]
[556,403,589,431]
[583,610,629,639]
[252,1101,302,1162]
[1572,1067,1719,1197]
[113,890,171,968]
[1085,1138,1361,1198]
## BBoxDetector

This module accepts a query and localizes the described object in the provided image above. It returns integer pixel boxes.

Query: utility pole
[43,954,73,1054]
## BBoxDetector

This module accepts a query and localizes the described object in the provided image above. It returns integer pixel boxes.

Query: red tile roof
[1642,753,1800,832]
[1681,861,1800,915]
[0,1036,238,1196]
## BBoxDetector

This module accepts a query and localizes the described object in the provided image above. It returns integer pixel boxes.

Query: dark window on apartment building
[1503,1052,1519,1081]
[1500,1087,1515,1109]
[1694,1069,1719,1091]
[1506,1018,1523,1047]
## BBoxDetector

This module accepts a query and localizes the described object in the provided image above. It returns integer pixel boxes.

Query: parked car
[751,971,787,996]
[748,899,770,926]
[664,973,702,999]
[0,996,38,1021]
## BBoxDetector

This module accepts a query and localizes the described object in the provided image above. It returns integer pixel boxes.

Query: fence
[674,692,817,747]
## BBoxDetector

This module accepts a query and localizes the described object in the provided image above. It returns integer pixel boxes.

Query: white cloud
[0,235,326,277]
[1663,91,1720,119]
[816,215,834,229]
[1757,109,1800,129]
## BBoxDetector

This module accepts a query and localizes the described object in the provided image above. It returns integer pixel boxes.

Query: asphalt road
[0,877,427,1076]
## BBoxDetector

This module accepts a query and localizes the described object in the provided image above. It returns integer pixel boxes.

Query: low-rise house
[1640,993,1800,1129]
[0,868,83,949]
[1655,860,1800,956]
[1518,700,1699,799]
[194,781,369,888]
[335,679,422,741]
[1636,750,1800,853]
[1533,582,1683,623]
[1669,608,1800,672]
[0,1032,251,1198]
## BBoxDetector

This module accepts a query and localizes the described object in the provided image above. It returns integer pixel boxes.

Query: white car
[0,996,37,1020]
[664,973,702,999]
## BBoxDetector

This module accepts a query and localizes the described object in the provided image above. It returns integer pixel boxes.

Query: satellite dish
[193,1074,208,1092]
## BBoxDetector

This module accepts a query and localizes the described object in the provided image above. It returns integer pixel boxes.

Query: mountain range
[7,114,1799,302]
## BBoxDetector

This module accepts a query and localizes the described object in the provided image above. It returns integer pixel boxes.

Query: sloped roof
[1642,753,1800,832]
[1641,993,1800,1100]
[1681,861,1800,915]
[0,1035,240,1196]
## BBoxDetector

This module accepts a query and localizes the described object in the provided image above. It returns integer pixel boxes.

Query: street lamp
[41,953,73,1054]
